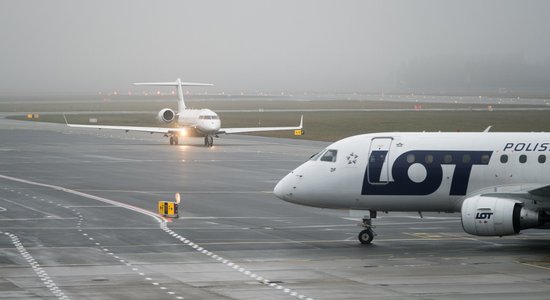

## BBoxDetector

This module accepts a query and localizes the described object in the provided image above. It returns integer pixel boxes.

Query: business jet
[274,131,550,244]
[65,78,303,147]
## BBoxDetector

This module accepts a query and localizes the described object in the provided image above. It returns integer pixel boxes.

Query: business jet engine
[461,196,545,236]
[157,108,176,123]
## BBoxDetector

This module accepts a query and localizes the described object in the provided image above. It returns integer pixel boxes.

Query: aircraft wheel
[208,136,214,147]
[174,136,179,145]
[169,137,174,145]
[358,229,374,245]
[204,136,209,147]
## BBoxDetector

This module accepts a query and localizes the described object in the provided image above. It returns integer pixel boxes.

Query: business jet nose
[198,120,220,133]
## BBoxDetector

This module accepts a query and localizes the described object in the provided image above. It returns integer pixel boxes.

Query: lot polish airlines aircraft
[66,78,303,147]
[274,132,550,244]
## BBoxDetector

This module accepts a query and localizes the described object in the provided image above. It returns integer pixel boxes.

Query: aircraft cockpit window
[519,154,527,163]
[500,154,508,163]
[320,149,338,162]
[309,151,325,161]
[199,115,218,120]
[539,154,546,164]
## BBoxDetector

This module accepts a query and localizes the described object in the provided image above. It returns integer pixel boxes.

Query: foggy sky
[1,0,549,95]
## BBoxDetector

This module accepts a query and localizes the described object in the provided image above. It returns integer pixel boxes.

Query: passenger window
[481,154,490,164]
[539,155,546,164]
[462,154,471,164]
[519,154,527,163]
[500,154,508,163]
[425,154,434,164]
[406,154,415,163]
[443,154,453,164]
[320,149,338,162]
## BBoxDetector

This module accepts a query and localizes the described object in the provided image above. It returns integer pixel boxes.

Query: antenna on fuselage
[133,78,213,112]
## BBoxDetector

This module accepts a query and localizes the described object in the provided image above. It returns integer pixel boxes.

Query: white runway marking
[1,182,186,300]
[0,175,314,300]
[160,222,314,300]
[0,175,164,223]
[1,231,70,300]
[0,196,63,218]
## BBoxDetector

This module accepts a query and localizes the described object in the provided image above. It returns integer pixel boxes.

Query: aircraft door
[367,137,393,184]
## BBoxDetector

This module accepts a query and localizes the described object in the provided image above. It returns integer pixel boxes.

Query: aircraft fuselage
[274,132,550,212]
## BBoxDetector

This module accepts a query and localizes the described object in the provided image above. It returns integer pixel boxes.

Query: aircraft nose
[199,120,220,133]
[273,172,294,201]
[273,179,286,200]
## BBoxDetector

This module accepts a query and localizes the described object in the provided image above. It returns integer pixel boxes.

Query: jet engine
[461,196,545,236]
[157,108,176,123]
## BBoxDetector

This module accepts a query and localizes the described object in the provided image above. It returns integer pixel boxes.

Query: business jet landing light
[66,78,303,147]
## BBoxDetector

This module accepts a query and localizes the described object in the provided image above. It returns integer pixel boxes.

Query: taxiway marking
[1,231,70,300]
[0,174,314,300]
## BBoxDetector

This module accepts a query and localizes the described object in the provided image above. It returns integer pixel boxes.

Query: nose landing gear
[358,210,377,245]
[169,136,179,145]
[204,135,214,147]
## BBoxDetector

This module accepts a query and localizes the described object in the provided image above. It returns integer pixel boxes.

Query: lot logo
[362,150,493,196]
[475,212,493,220]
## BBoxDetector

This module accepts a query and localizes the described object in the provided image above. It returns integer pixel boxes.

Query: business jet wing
[65,123,185,134]
[218,115,303,135]
[64,116,185,134]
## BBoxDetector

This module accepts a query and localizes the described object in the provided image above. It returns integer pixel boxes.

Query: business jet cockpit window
[199,115,219,120]
[320,149,338,162]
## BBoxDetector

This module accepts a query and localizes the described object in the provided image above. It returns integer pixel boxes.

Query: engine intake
[157,108,176,123]
[461,196,544,236]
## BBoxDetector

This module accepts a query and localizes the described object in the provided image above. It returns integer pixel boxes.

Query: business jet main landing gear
[169,136,179,145]
[358,210,377,245]
[204,135,214,147]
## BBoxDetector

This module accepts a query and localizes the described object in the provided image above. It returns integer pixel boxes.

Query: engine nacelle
[461,196,543,236]
[157,108,176,123]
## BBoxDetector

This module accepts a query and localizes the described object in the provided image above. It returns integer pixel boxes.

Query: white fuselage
[274,132,550,212]
[178,108,221,136]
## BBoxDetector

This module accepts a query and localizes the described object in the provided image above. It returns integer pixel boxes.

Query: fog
[1,0,549,96]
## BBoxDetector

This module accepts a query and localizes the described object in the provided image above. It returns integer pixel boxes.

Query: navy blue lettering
[503,143,514,151]
[362,150,493,196]
[541,143,549,151]
[525,143,540,151]
[514,143,526,151]
[367,151,388,183]
[476,212,493,220]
